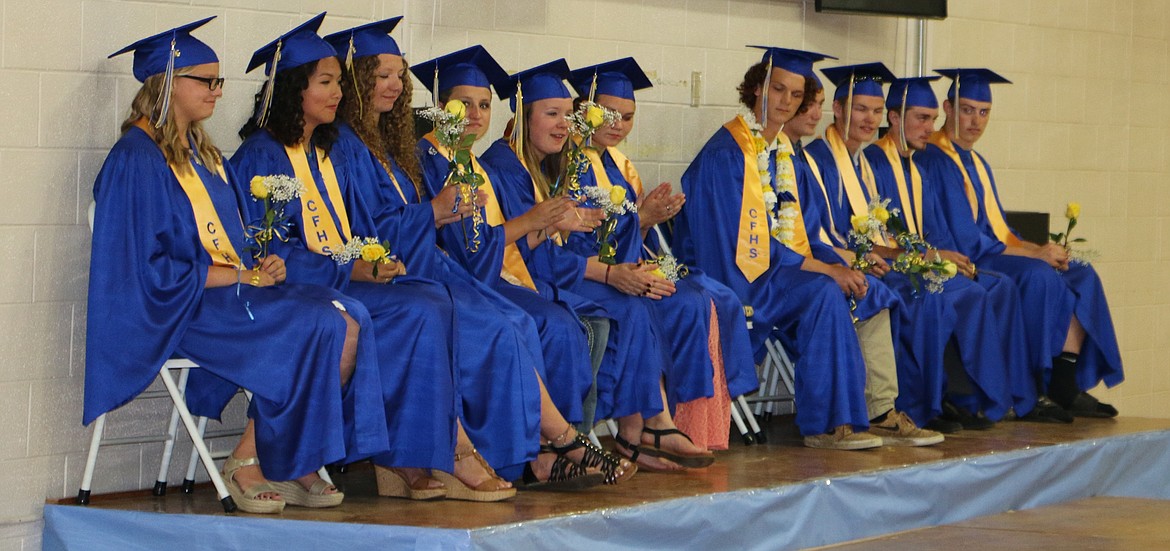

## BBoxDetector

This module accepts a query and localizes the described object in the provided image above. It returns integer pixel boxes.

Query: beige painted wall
[0,0,1161,547]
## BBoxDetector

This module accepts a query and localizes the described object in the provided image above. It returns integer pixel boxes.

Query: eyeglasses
[178,75,226,91]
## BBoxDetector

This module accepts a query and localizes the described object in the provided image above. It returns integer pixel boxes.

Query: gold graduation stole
[801,149,840,245]
[928,131,1021,246]
[508,138,564,245]
[774,133,813,258]
[873,135,923,235]
[286,143,352,255]
[133,119,245,269]
[824,124,888,246]
[424,132,537,290]
[725,115,770,282]
[606,146,644,198]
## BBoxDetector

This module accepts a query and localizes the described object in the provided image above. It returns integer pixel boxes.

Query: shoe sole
[374,467,448,501]
[267,480,344,508]
[803,438,882,450]
[431,471,517,502]
[877,434,945,447]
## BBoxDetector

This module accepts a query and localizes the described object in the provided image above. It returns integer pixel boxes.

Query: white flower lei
[741,110,798,248]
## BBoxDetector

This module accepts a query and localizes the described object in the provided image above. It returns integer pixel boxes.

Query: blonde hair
[119,67,221,169]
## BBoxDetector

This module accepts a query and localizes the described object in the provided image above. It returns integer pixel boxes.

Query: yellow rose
[360,243,387,263]
[609,185,627,205]
[851,214,869,233]
[941,260,958,277]
[872,206,890,224]
[651,268,666,279]
[1066,202,1081,219]
[249,176,269,199]
[585,104,605,127]
[444,100,467,120]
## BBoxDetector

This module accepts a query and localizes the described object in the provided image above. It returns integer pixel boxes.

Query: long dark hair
[239,59,338,154]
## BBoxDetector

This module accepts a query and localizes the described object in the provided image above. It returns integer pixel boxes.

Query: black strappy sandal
[638,427,715,469]
[549,433,636,484]
[515,446,606,491]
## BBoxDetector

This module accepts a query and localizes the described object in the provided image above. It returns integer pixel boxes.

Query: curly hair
[338,54,424,197]
[121,67,221,169]
[239,59,338,153]
[737,61,769,112]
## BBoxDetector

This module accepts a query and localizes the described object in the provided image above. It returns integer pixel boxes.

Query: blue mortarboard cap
[936,68,1011,103]
[568,58,653,100]
[821,62,896,100]
[322,16,402,61]
[411,45,513,100]
[246,13,336,75]
[746,46,836,79]
[109,16,219,82]
[506,59,571,112]
[886,76,940,110]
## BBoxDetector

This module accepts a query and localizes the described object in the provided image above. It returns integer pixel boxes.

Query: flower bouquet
[556,101,620,199]
[246,174,306,260]
[581,184,637,265]
[420,100,484,252]
[331,236,397,278]
[1049,202,1097,265]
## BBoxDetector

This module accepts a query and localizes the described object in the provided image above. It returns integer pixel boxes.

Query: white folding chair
[80,201,239,511]
[77,359,239,512]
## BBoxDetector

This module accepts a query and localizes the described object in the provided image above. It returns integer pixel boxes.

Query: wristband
[605,264,612,284]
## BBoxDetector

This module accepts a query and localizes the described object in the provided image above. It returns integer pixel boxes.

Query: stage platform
[43,417,1170,550]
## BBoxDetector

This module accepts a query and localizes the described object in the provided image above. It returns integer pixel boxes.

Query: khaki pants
[855,309,898,420]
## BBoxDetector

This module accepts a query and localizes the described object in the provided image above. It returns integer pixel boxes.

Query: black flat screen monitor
[815,0,947,19]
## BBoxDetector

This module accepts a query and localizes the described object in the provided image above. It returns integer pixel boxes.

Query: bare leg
[1063,316,1085,354]
[452,421,511,490]
[338,311,359,385]
[615,381,710,471]
[528,371,632,480]
[228,420,281,501]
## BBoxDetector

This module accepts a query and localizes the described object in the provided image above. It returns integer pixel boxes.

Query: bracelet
[605,264,612,284]
[250,269,261,286]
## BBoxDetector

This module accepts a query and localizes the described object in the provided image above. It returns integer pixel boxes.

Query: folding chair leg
[587,430,602,448]
[182,416,210,494]
[77,414,107,505]
[158,369,236,513]
[154,368,191,496]
[736,395,765,443]
[730,403,754,446]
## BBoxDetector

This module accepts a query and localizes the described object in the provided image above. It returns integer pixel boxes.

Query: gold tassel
[760,51,772,128]
[257,41,283,128]
[510,81,524,160]
[843,69,855,142]
[346,35,364,119]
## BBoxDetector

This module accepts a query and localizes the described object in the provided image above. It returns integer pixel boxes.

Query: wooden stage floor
[69,415,1170,534]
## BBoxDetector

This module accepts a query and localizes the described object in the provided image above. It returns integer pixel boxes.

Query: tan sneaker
[803,425,883,450]
[870,410,945,447]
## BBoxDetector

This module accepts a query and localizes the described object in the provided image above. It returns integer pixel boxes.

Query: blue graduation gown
[861,144,1022,422]
[916,142,1123,392]
[570,148,759,404]
[480,139,666,422]
[416,138,594,424]
[329,125,544,480]
[231,130,460,472]
[674,122,870,436]
[86,127,389,481]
